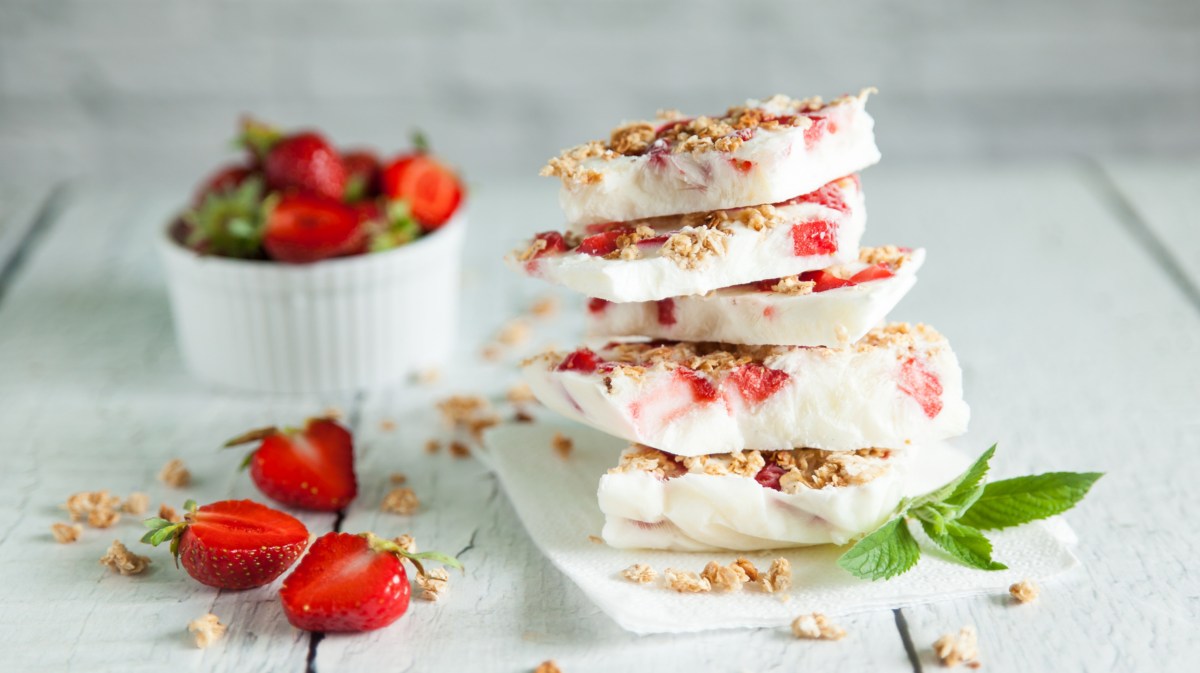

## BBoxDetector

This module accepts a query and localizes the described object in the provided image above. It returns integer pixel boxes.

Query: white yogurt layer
[521,323,969,456]
[598,441,970,551]
[586,248,925,347]
[507,176,865,303]
[551,89,880,228]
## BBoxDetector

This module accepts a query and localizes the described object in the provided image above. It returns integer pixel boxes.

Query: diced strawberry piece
[577,229,625,256]
[263,194,364,264]
[726,364,790,405]
[587,298,610,313]
[381,154,464,231]
[265,132,347,201]
[530,231,569,259]
[792,180,848,212]
[656,299,676,326]
[675,368,718,403]
[142,499,309,590]
[849,264,895,284]
[638,234,670,246]
[897,357,944,418]
[803,115,830,148]
[790,219,838,257]
[754,464,788,491]
[799,269,856,293]
[558,348,600,373]
[728,158,754,173]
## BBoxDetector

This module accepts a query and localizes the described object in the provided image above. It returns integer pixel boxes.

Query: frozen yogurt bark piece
[542,89,879,228]
[507,175,865,303]
[599,441,969,551]
[586,246,923,347]
[521,323,968,456]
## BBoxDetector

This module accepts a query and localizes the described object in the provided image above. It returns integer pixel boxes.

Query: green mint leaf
[920,519,1007,571]
[957,471,1103,530]
[913,444,995,510]
[837,516,921,581]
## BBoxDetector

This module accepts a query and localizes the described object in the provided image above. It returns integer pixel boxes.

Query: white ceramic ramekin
[160,214,465,393]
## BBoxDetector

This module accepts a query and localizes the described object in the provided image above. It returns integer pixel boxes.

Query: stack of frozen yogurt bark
[507,88,971,551]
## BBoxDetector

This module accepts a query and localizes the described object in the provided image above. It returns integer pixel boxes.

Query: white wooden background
[1,0,1198,186]
[0,159,1198,671]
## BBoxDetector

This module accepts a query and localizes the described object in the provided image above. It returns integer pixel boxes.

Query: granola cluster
[63,489,148,531]
[381,487,420,515]
[769,276,816,295]
[858,244,912,270]
[610,445,893,491]
[854,322,944,354]
[933,626,981,668]
[188,613,227,649]
[626,557,792,596]
[99,540,151,576]
[436,394,500,443]
[417,568,450,601]
[661,226,730,270]
[159,458,192,488]
[1009,579,1039,604]
[791,612,846,640]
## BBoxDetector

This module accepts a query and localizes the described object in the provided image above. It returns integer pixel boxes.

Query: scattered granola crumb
[389,472,408,485]
[159,503,181,523]
[393,534,417,553]
[770,276,816,295]
[529,295,560,318]
[1009,580,1039,604]
[622,563,657,584]
[425,439,441,454]
[416,368,442,385]
[534,661,562,673]
[159,459,191,488]
[381,487,419,515]
[380,419,397,432]
[121,492,149,515]
[497,318,532,347]
[507,382,537,405]
[449,440,471,459]
[99,540,151,576]
[51,522,82,544]
[481,344,504,361]
[791,612,846,640]
[552,432,573,459]
[437,395,499,442]
[759,558,792,593]
[701,561,749,592]
[934,626,981,668]
[587,535,603,545]
[322,406,345,420]
[664,567,711,593]
[733,558,760,582]
[64,490,120,522]
[514,410,535,423]
[188,613,227,649]
[661,226,729,270]
[418,568,449,601]
[87,508,120,529]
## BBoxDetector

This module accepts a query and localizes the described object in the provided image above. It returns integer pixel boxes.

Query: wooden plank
[858,162,1200,670]
[0,186,346,672]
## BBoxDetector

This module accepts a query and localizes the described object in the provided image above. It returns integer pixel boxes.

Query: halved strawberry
[141,499,309,590]
[263,194,364,263]
[193,163,254,206]
[280,532,461,632]
[225,417,358,511]
[265,131,347,201]
[381,155,463,231]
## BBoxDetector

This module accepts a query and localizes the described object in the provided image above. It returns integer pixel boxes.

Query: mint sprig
[836,445,1102,580]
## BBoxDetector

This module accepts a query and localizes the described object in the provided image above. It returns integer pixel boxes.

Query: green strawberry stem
[140,500,199,564]
[360,532,463,579]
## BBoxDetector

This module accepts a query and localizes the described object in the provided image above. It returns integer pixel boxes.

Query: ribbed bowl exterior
[160,215,465,393]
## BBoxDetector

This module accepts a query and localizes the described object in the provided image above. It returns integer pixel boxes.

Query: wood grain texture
[0,162,1196,670]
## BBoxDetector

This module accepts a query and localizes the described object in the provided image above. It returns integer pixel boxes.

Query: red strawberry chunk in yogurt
[726,364,790,405]
[754,463,788,491]
[791,219,838,256]
[897,357,943,418]
[656,299,677,326]
[558,348,601,373]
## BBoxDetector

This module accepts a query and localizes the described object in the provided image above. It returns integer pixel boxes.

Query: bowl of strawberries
[161,118,466,393]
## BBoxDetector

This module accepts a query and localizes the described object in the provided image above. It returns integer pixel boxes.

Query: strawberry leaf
[223,426,278,448]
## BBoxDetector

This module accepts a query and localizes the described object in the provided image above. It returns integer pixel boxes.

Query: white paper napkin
[481,419,1081,635]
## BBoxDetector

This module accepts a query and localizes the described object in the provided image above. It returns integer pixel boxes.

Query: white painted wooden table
[0,161,1196,672]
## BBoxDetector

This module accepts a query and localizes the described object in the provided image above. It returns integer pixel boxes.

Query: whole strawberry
[193,163,254,206]
[381,154,463,231]
[265,131,347,201]
[142,499,309,590]
[280,532,461,632]
[225,417,358,511]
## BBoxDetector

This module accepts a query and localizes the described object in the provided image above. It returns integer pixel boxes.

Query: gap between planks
[0,181,71,308]
[1082,158,1200,314]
